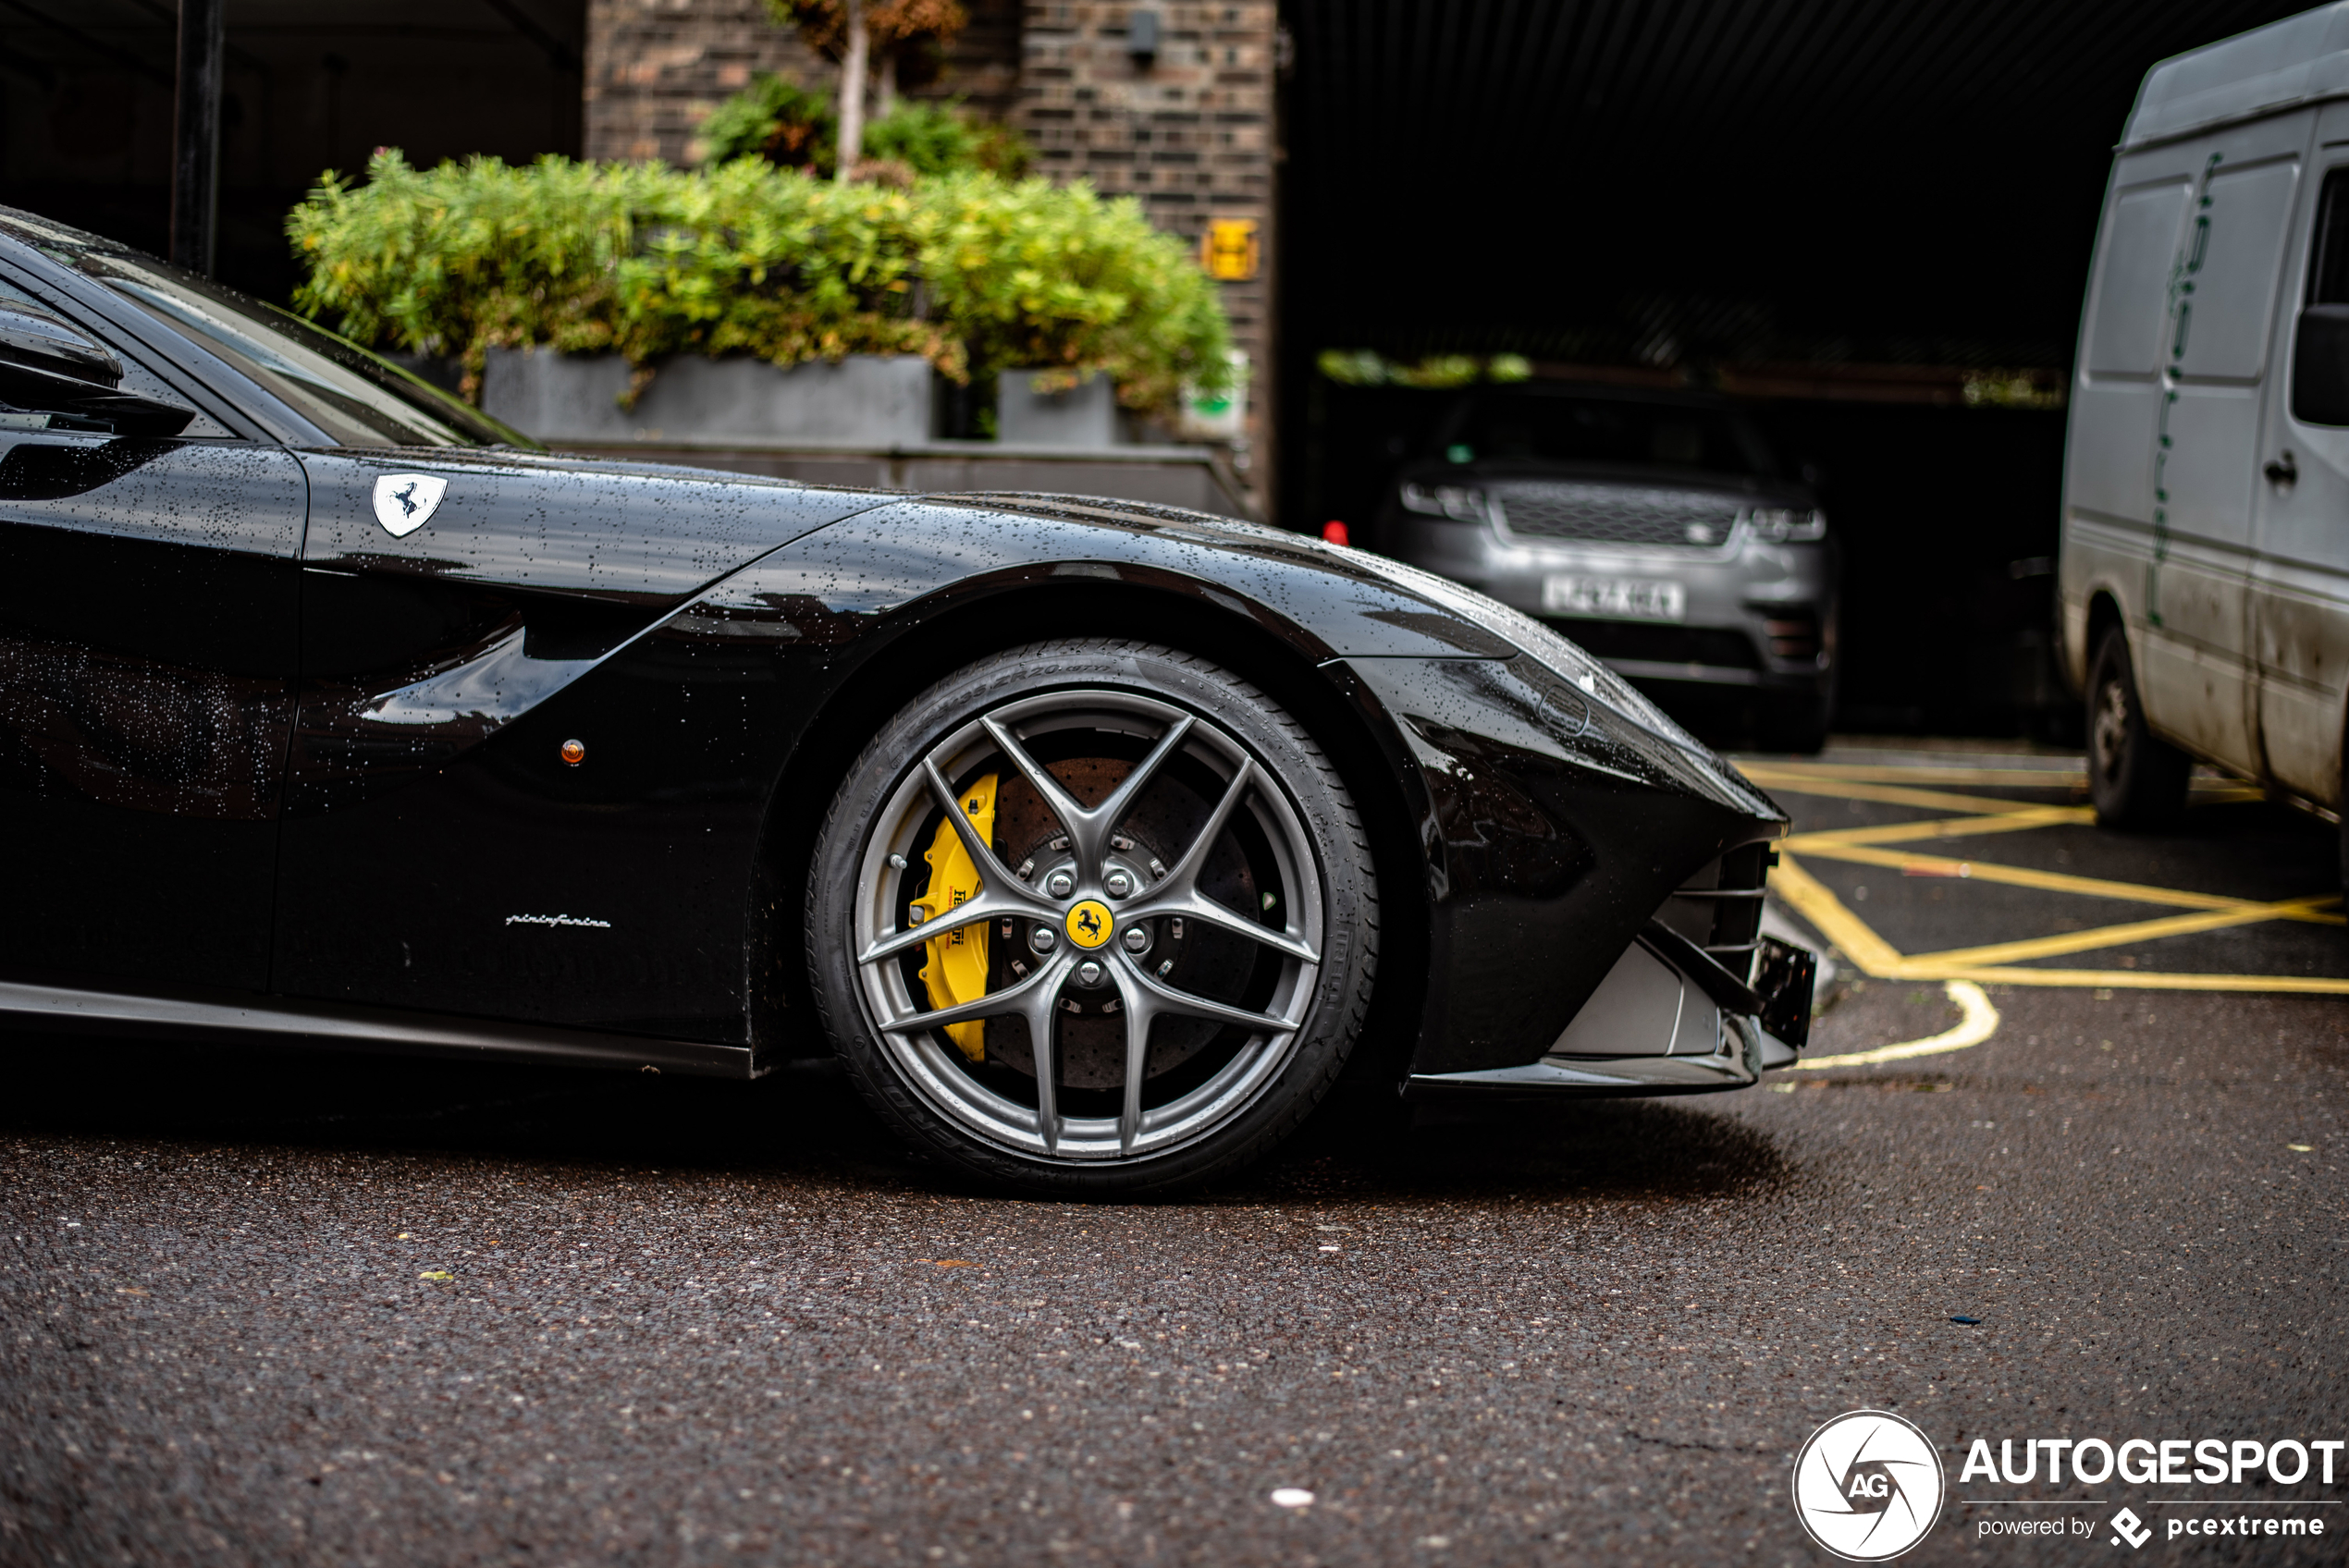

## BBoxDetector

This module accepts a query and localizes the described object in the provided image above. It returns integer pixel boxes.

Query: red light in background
[1321,521,1350,546]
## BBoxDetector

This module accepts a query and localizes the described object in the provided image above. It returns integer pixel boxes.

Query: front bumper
[1404,930,1813,1098]
[1324,654,1796,1082]
[1391,515,1835,693]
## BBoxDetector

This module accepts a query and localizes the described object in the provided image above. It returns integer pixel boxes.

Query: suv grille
[1490,482,1742,547]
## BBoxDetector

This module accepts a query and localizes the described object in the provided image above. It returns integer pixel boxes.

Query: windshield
[1,214,527,448]
[1442,393,1776,478]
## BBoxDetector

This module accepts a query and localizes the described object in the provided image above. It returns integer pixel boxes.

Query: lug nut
[1076,961,1103,987]
[1044,870,1076,899]
[1120,925,1151,954]
[1103,868,1134,897]
[1029,926,1057,955]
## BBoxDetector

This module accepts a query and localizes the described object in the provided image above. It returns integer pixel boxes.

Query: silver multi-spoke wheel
[809,642,1376,1194]
[854,689,1322,1159]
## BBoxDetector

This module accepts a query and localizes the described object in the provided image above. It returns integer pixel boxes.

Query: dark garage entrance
[1275,0,2313,738]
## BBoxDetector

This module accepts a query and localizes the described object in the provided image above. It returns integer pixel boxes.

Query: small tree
[766,0,968,180]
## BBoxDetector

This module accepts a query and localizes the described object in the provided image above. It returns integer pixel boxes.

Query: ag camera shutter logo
[1791,1409,1946,1561]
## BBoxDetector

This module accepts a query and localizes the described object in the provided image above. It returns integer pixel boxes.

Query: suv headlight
[1742,507,1827,542]
[1400,482,1494,523]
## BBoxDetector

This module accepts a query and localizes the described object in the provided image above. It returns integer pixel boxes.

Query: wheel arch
[744,578,1431,1084]
[2085,586,2128,666]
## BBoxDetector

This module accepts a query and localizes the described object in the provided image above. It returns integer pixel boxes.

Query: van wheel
[2086,626,2188,828]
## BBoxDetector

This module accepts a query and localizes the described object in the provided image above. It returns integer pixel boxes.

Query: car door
[0,282,307,995]
[2135,116,2308,772]
[2252,120,2349,807]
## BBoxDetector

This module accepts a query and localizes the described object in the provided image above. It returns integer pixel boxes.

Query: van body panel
[2123,3,2349,151]
[2141,137,2305,773]
[2062,86,2319,790]
[2248,107,2349,808]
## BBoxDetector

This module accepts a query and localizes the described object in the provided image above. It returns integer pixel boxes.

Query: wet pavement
[4,741,2345,1566]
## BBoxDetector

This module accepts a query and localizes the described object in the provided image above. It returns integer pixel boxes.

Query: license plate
[1541,574,1685,621]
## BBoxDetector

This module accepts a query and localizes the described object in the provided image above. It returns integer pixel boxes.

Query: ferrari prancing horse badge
[373,473,448,537]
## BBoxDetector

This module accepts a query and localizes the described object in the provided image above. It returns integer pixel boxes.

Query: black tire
[2086,625,2189,829]
[806,640,1378,1196]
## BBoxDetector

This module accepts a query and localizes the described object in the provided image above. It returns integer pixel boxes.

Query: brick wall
[585,0,1025,167]
[584,0,1279,508]
[1015,2,1278,473]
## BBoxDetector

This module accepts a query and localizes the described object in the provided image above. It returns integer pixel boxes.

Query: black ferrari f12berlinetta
[0,207,1813,1194]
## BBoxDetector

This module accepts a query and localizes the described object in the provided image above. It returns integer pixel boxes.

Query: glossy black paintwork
[0,208,1790,1079]
[706,496,1522,660]
[247,488,1774,1073]
[1322,655,1783,1074]
[259,491,1518,1043]
[0,435,307,990]
[271,451,883,1030]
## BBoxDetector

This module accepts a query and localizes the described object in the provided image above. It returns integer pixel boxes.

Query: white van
[2060,2,2349,881]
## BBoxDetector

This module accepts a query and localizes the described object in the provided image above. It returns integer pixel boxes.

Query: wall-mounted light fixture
[1127,6,1161,67]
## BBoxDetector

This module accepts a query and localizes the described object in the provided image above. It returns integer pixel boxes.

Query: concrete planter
[480,349,933,446]
[995,369,1119,447]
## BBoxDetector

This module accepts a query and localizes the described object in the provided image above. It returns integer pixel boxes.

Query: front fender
[1331,655,1785,1076]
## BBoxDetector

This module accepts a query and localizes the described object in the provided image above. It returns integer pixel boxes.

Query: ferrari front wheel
[806,640,1377,1195]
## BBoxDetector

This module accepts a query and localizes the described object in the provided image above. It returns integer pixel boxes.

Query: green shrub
[859,102,1031,178]
[695,79,1033,181]
[286,149,1233,415]
[695,73,837,174]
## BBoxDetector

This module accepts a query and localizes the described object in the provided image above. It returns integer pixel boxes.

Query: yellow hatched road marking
[1927,965,2349,995]
[1770,852,2349,994]
[1752,762,2088,787]
[1771,853,1906,974]
[1901,896,2344,969]
[1760,758,2348,995]
[1786,840,2347,924]
[1741,765,2262,815]
[1785,804,2094,850]
[1735,770,2056,816]
[1742,758,2253,791]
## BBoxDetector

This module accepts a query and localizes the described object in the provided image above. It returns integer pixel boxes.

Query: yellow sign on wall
[1200,218,1259,281]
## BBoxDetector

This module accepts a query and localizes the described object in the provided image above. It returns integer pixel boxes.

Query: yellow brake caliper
[911,773,997,1062]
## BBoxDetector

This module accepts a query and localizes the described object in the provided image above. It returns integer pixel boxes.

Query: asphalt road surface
[4,741,2344,1567]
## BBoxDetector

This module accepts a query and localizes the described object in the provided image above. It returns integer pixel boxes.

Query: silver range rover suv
[1379,386,1839,752]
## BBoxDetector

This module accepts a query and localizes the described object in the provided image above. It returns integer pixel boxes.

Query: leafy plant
[696,73,838,174]
[862,102,1030,178]
[286,149,1235,415]
[696,82,1030,181]
[1316,349,1531,387]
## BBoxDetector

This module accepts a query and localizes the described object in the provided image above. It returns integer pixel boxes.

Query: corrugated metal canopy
[1281,0,2314,369]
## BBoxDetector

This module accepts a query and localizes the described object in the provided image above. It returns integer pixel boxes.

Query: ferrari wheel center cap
[1064,900,1113,949]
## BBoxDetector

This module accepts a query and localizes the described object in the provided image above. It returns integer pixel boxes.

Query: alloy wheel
[846,688,1325,1163]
